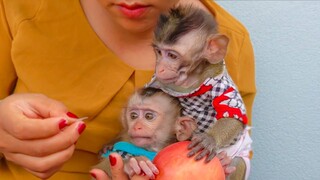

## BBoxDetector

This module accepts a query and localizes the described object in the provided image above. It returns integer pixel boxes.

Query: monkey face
[125,93,178,151]
[153,32,206,87]
[153,46,188,85]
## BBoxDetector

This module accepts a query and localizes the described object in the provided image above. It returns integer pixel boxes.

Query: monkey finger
[125,168,135,178]
[129,158,142,175]
[187,144,204,158]
[218,154,232,168]
[205,151,217,163]
[145,160,159,175]
[138,161,155,179]
[216,151,227,161]
[187,137,201,149]
[225,166,236,175]
[195,149,210,161]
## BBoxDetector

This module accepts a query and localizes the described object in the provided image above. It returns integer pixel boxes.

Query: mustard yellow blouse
[0,0,256,179]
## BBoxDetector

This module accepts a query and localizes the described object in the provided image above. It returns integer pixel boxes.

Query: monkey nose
[158,69,165,73]
[133,123,143,130]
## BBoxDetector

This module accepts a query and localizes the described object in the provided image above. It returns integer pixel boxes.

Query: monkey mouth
[130,136,152,146]
[158,77,178,84]
[116,3,150,19]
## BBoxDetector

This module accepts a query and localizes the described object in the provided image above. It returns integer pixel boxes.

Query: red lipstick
[117,3,150,19]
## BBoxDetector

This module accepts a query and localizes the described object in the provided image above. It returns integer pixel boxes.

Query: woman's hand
[0,93,86,179]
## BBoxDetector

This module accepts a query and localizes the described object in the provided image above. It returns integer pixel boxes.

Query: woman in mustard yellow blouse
[0,0,256,179]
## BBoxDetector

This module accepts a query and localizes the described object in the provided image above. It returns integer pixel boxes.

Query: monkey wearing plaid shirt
[148,5,252,180]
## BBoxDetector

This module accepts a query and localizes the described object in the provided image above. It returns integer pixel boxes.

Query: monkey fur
[93,87,196,179]
[148,5,252,179]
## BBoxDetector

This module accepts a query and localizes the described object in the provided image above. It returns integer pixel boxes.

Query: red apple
[153,141,225,180]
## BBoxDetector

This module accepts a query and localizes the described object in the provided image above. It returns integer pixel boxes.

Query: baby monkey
[93,87,196,179]
[148,5,252,180]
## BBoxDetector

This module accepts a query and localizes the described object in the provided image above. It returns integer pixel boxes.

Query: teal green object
[102,141,157,161]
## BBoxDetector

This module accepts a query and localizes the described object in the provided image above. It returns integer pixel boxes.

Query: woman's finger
[25,165,62,179]
[0,93,73,140]
[2,121,85,157]
[4,144,75,173]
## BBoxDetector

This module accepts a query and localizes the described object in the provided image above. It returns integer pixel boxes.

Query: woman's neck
[80,0,154,45]
[80,0,156,70]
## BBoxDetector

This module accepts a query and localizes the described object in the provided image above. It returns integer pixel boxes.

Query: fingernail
[67,111,78,118]
[187,151,194,157]
[58,119,67,130]
[109,155,117,166]
[77,123,86,134]
[90,172,96,179]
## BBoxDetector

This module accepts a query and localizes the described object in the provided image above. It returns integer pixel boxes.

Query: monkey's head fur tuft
[137,87,183,115]
[138,87,163,97]
[154,5,218,45]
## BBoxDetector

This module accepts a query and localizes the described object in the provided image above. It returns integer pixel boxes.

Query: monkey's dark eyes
[168,52,178,60]
[155,49,162,56]
[145,112,155,120]
[130,112,139,120]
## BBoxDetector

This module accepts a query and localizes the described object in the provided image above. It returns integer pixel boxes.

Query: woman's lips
[117,3,150,19]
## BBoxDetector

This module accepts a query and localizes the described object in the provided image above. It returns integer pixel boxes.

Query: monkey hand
[187,132,218,163]
[98,145,114,159]
[124,156,159,180]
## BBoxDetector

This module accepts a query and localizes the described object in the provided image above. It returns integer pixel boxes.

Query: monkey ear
[121,108,128,130]
[176,116,197,141]
[206,34,229,64]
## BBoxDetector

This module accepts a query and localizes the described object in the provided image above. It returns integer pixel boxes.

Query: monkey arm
[187,118,244,162]
[207,118,244,149]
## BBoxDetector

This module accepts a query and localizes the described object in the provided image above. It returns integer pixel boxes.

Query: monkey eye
[168,52,178,60]
[145,112,155,120]
[130,112,139,120]
[154,48,162,56]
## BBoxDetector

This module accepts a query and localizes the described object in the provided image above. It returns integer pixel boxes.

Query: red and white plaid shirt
[148,69,247,133]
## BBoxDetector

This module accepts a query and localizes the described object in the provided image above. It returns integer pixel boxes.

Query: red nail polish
[67,111,78,118]
[77,123,86,134]
[109,155,117,166]
[58,119,67,130]
[90,172,96,179]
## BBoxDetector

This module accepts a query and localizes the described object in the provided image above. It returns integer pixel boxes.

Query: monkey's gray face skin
[153,46,189,86]
[152,30,212,89]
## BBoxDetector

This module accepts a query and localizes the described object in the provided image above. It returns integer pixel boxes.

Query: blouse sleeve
[0,0,17,99]
[235,33,256,126]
